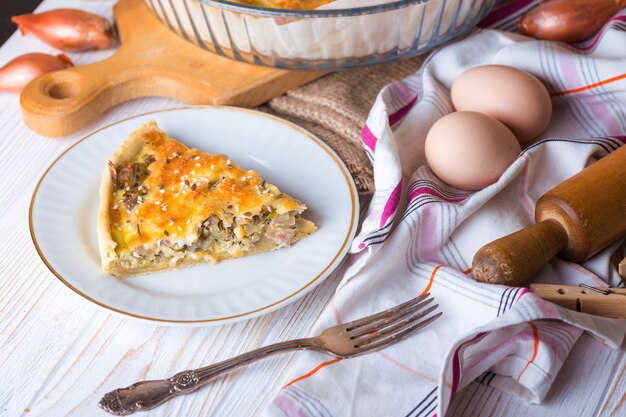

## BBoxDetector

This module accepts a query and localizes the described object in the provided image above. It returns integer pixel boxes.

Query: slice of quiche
[98,121,316,277]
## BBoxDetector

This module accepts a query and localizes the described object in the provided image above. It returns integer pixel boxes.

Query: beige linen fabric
[259,56,426,195]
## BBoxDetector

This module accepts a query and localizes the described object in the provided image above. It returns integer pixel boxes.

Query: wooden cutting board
[20,0,325,137]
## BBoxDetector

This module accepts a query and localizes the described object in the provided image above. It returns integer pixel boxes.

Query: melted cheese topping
[110,128,303,255]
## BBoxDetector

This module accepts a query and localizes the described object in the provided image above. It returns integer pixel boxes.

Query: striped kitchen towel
[263,2,626,417]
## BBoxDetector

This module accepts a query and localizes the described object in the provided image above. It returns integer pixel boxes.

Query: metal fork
[99,294,441,415]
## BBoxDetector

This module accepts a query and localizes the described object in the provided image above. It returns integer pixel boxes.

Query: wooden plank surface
[0,1,624,417]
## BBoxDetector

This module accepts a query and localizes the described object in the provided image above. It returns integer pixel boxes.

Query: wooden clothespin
[531,283,626,318]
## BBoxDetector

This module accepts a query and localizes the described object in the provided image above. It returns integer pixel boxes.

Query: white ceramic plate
[30,107,358,325]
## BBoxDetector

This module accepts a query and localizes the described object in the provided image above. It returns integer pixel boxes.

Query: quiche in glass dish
[232,0,332,9]
[98,121,316,277]
[144,0,496,70]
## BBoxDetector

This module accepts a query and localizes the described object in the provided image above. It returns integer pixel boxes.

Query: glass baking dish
[144,0,496,70]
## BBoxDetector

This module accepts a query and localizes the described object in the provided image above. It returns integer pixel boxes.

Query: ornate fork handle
[99,338,323,415]
[99,295,441,415]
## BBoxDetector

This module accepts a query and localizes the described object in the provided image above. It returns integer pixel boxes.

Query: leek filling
[110,158,305,268]
[123,210,304,268]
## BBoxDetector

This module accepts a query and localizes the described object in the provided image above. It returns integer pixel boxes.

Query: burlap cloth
[259,56,426,195]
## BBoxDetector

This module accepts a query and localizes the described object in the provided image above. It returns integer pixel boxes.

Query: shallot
[0,53,73,93]
[519,0,626,43]
[12,9,115,52]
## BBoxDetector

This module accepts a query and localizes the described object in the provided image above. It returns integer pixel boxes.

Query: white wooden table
[1,1,624,416]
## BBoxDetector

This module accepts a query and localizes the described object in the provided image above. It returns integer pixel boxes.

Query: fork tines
[345,294,441,353]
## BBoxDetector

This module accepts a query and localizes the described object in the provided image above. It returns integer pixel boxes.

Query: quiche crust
[98,121,316,277]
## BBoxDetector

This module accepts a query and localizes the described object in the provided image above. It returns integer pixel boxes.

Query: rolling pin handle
[472,219,569,287]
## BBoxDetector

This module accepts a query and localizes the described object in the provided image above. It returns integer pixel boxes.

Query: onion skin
[519,0,626,43]
[0,53,73,94]
[12,9,115,52]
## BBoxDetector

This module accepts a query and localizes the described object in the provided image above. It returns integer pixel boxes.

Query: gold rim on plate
[29,106,357,324]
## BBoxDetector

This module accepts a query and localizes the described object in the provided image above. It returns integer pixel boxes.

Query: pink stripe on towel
[274,394,309,417]
[362,93,418,153]
[409,187,467,204]
[389,95,419,126]
[450,333,488,399]
[380,181,402,227]
[362,124,377,153]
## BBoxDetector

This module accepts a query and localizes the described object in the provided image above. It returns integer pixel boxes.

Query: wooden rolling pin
[473,145,626,286]
[519,0,626,43]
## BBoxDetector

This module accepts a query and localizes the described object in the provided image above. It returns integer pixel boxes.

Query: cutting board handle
[18,0,323,137]
[20,52,216,137]
[22,58,143,137]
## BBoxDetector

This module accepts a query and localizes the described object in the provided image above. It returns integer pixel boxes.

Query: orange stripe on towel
[282,358,343,389]
[420,265,443,296]
[516,321,539,382]
[551,72,626,96]
[283,264,444,390]
[463,268,473,275]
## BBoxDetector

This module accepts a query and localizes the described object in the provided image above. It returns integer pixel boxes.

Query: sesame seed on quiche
[97,121,316,277]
